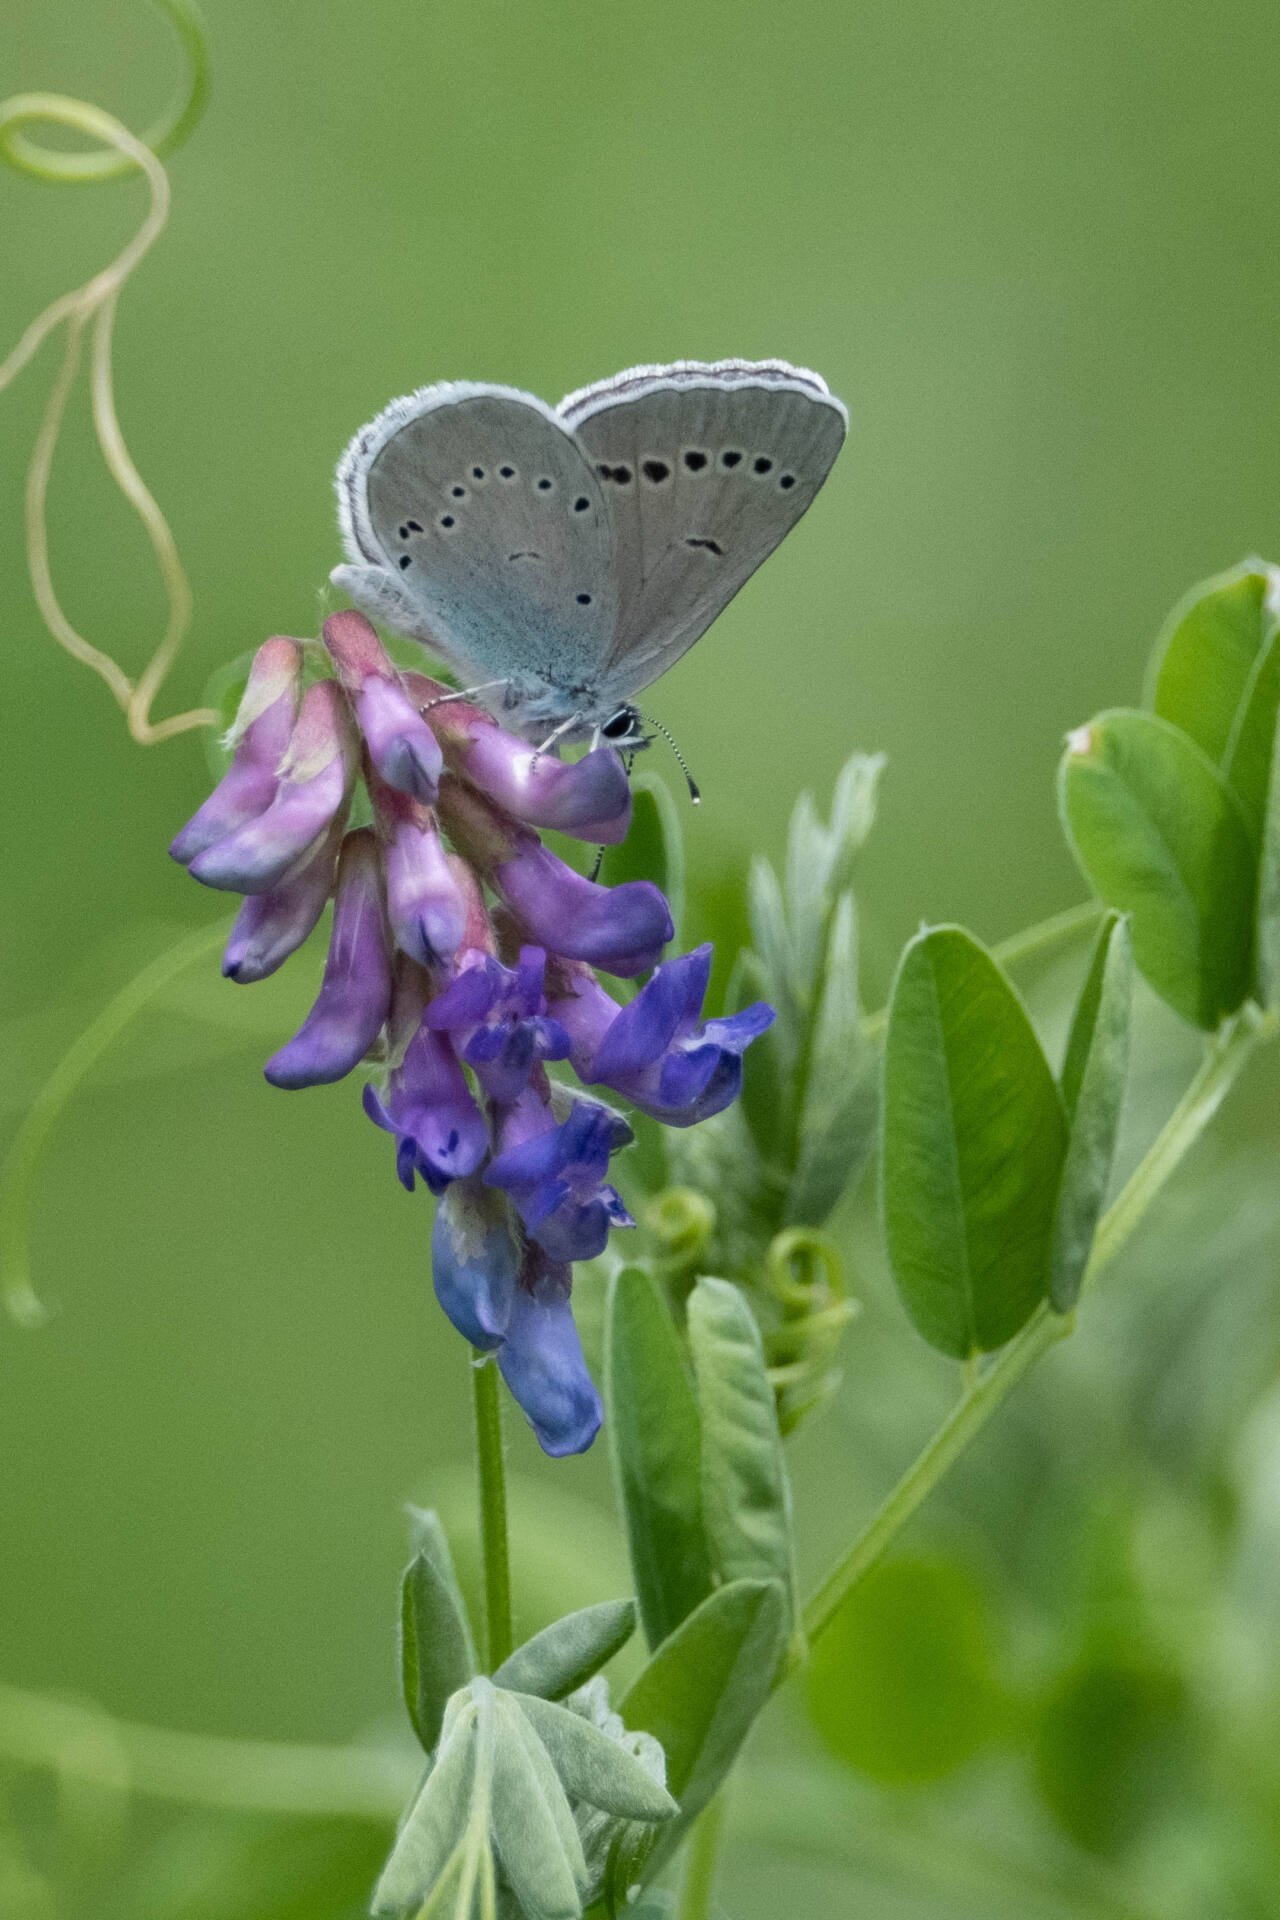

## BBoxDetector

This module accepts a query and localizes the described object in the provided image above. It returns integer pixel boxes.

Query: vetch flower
[372,775,467,968]
[496,1244,604,1457]
[171,617,775,1457]
[551,943,776,1126]
[363,1021,488,1194]
[221,815,345,983]
[188,680,357,894]
[169,638,302,865]
[425,946,570,1104]
[430,1177,520,1350]
[485,1091,634,1264]
[418,679,631,843]
[322,611,442,803]
[264,829,393,1088]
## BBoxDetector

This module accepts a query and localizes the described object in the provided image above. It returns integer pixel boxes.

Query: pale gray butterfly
[332,359,847,751]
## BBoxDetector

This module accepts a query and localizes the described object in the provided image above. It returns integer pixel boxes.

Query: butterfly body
[333,360,847,745]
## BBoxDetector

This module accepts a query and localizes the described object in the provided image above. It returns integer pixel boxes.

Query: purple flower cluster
[171,612,773,1455]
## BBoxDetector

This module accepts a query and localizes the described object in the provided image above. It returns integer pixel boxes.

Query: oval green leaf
[1050,914,1132,1312]
[619,1578,788,1874]
[882,927,1067,1358]
[494,1600,636,1703]
[687,1278,797,1630]
[1259,713,1280,1008]
[401,1509,478,1754]
[1058,709,1256,1029]
[1147,561,1278,765]
[605,1267,712,1650]
[371,1709,476,1915]
[1224,625,1280,843]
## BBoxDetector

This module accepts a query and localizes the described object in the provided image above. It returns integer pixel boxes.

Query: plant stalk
[472,1351,513,1670]
[675,1796,726,1920]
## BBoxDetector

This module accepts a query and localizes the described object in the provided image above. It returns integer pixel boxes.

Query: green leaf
[1058,709,1256,1028]
[746,855,795,1040]
[1224,625,1280,842]
[490,1690,587,1920]
[511,1693,677,1823]
[494,1600,637,1701]
[1148,560,1279,764]
[599,773,685,943]
[728,947,788,1165]
[619,1578,788,1870]
[371,1710,476,1915]
[786,891,877,1224]
[1050,915,1133,1313]
[1259,712,1280,1008]
[605,1267,713,1650]
[687,1279,797,1629]
[807,1556,1005,1785]
[882,927,1068,1358]
[401,1510,478,1753]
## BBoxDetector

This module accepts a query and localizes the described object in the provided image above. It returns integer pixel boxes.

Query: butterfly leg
[530,714,582,770]
[419,679,511,714]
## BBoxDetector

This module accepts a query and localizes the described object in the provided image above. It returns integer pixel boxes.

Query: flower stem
[802,1005,1275,1644]
[472,1351,513,1670]
[676,1796,726,1920]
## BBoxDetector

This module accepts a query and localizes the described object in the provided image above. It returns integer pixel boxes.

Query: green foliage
[599,775,686,945]
[1059,710,1256,1029]
[882,927,1068,1357]
[619,1579,788,1871]
[686,1278,798,1632]
[401,1510,478,1754]
[807,1558,1005,1785]
[1049,912,1133,1312]
[1033,1656,1191,1857]
[494,1603,637,1703]
[1148,561,1279,766]
[604,1267,712,1651]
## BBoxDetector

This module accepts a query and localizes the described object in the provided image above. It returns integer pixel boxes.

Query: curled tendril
[0,1,217,743]
[644,1186,716,1285]
[763,1227,858,1434]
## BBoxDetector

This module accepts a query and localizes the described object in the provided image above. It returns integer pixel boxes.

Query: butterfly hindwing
[335,383,616,692]
[557,361,847,700]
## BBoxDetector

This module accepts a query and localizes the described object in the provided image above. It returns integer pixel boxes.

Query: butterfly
[331,359,848,752]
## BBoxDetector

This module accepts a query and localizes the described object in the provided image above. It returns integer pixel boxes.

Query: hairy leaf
[882,927,1067,1357]
[490,1691,586,1920]
[1059,710,1255,1028]
[494,1600,636,1703]
[605,1267,712,1649]
[401,1510,477,1753]
[512,1693,677,1823]
[371,1710,476,1915]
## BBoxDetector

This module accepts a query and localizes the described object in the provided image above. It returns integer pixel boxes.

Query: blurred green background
[5,1,1280,1914]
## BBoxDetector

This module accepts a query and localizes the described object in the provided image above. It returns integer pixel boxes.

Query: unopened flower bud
[373,777,467,968]
[497,1247,603,1458]
[221,816,343,983]
[322,611,442,803]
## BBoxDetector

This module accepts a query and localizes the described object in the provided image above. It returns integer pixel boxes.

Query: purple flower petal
[589,946,714,1083]
[378,793,466,968]
[221,817,343,983]
[322,610,444,804]
[264,829,393,1088]
[170,639,302,864]
[364,1027,488,1192]
[188,681,356,894]
[450,722,632,844]
[493,844,673,979]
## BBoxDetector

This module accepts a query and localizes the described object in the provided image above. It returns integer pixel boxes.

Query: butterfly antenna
[588,845,606,882]
[638,713,701,803]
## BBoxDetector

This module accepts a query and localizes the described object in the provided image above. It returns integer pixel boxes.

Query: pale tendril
[0,0,216,743]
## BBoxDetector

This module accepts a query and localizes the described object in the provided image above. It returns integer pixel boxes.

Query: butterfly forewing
[338,383,616,692]
[557,361,847,699]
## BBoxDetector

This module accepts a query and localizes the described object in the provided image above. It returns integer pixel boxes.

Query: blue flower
[430,1178,521,1349]
[496,1246,603,1457]
[425,947,570,1104]
[551,944,775,1126]
[363,1023,488,1194]
[484,1093,634,1263]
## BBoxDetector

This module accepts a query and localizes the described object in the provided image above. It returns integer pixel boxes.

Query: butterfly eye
[602,708,636,739]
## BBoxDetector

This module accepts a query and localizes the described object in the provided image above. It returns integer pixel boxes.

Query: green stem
[802,1005,1274,1644]
[472,1351,513,1670]
[676,1796,726,1920]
